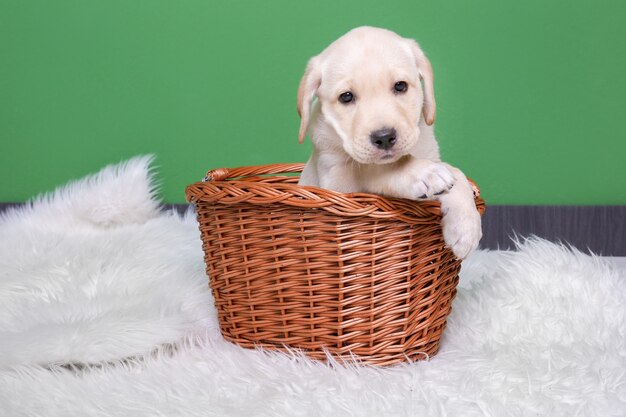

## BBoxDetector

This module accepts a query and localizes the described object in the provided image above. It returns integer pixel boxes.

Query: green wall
[2,0,625,204]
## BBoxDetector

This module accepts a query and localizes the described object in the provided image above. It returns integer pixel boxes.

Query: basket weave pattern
[186,163,485,366]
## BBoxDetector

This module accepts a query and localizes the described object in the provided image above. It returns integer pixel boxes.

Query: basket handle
[203,163,305,182]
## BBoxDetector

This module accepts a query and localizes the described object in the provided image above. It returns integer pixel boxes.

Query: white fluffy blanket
[1,157,624,417]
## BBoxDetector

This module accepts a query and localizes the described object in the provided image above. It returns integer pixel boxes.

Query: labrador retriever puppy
[297,26,482,259]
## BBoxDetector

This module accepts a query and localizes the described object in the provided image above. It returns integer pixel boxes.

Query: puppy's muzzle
[370,128,397,150]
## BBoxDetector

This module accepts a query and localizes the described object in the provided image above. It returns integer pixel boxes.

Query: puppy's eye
[394,81,408,93]
[338,91,354,104]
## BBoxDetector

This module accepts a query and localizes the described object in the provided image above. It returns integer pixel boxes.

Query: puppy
[296,26,482,259]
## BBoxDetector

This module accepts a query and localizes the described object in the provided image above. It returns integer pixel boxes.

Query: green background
[1,0,625,204]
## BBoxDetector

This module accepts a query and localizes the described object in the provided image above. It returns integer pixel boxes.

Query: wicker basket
[186,163,485,366]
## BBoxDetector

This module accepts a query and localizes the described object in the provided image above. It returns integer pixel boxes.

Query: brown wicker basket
[186,163,485,366]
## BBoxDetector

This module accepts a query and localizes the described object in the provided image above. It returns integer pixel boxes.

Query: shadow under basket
[186,163,485,366]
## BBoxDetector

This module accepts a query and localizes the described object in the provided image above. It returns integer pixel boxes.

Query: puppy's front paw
[441,206,482,259]
[410,163,455,200]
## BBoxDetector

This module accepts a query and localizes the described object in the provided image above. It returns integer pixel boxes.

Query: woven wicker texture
[186,163,485,366]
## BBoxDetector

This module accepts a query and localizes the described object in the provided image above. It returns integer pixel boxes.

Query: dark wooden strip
[1,203,624,256]
[480,205,625,256]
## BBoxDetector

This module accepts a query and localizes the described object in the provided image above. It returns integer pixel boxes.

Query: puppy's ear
[408,40,436,126]
[297,57,321,144]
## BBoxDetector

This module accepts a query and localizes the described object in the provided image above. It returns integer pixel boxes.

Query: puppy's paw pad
[412,163,455,200]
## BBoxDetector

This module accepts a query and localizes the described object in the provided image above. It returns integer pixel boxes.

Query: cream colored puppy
[297,26,482,259]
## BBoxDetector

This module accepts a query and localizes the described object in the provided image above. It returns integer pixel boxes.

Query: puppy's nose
[370,128,397,150]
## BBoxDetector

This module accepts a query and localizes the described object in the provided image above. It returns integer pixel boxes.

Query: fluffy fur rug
[0,157,624,417]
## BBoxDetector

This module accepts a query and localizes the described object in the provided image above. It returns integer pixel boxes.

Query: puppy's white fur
[297,26,482,259]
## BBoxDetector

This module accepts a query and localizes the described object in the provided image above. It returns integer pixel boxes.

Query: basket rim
[185,162,485,222]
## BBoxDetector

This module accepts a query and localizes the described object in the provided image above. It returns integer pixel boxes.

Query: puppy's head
[297,26,436,164]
